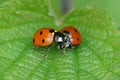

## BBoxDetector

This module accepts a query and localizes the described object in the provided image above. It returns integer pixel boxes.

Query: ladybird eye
[49,29,55,33]
[74,29,77,32]
[77,38,79,41]
[42,39,45,43]
[40,31,43,35]
[33,39,35,43]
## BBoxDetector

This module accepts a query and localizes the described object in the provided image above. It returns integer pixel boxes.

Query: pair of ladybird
[33,26,82,50]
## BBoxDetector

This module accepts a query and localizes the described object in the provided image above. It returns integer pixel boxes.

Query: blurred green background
[1,0,119,27]
[51,0,120,28]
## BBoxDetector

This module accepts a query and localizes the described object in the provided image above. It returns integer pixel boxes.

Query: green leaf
[0,0,120,80]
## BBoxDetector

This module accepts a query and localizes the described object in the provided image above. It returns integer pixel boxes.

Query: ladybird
[54,26,82,49]
[33,28,57,46]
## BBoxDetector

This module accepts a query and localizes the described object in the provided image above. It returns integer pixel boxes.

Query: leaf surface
[0,0,120,80]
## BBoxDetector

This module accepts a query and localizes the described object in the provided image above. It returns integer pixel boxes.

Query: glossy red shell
[33,28,56,46]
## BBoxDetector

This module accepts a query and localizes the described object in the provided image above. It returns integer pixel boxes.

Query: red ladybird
[33,28,57,46]
[54,26,82,49]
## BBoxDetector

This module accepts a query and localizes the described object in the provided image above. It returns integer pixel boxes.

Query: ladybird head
[54,32,64,42]
[54,31,72,49]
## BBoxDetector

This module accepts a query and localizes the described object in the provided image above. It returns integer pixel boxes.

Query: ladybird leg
[63,49,66,54]
[42,46,51,59]
[63,47,67,54]
[68,44,74,49]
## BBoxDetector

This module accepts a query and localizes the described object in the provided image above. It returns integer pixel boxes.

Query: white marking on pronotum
[58,37,63,42]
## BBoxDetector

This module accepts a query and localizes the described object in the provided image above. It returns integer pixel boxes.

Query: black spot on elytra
[49,29,55,33]
[77,38,79,41]
[74,29,77,32]
[63,30,69,34]
[33,39,35,43]
[42,39,45,43]
[40,31,43,35]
